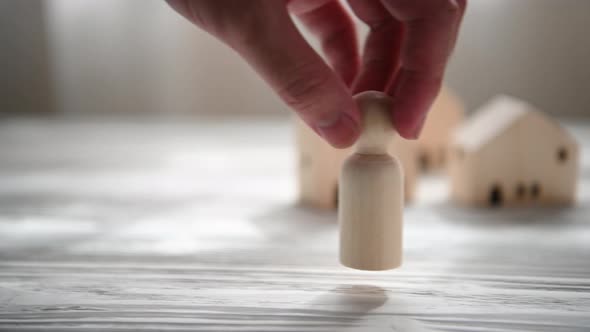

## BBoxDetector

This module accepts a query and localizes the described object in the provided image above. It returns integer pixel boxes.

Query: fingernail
[315,112,359,148]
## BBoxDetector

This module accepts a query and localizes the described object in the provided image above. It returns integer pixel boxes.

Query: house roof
[453,95,572,151]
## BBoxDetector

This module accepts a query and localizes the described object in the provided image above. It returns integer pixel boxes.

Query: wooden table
[1,118,589,331]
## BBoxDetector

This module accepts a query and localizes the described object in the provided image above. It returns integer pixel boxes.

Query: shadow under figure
[307,285,387,332]
[308,285,434,332]
[311,285,388,313]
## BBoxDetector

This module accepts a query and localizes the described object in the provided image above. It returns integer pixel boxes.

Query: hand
[166,0,466,148]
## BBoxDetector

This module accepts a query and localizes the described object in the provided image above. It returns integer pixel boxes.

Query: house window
[557,147,568,163]
[515,183,526,199]
[419,153,429,171]
[530,182,541,199]
[489,184,503,207]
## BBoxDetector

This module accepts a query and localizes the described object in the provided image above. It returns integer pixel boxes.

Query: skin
[166,0,466,148]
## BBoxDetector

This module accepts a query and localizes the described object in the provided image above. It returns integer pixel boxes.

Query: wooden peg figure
[339,91,403,271]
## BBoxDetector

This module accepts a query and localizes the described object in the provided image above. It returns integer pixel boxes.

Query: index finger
[381,0,466,139]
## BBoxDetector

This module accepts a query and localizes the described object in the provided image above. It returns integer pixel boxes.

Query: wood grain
[0,118,589,331]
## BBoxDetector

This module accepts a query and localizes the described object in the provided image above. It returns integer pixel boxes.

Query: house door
[489,185,503,207]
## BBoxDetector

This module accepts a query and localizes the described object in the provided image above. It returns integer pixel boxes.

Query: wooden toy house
[416,86,465,171]
[296,117,416,209]
[448,95,579,207]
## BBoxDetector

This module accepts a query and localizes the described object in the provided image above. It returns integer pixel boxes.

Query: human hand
[166,0,466,148]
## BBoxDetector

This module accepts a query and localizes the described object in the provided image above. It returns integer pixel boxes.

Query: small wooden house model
[448,95,579,207]
[296,118,416,209]
[416,86,465,171]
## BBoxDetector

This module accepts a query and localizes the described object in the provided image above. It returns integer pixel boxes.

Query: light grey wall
[45,0,288,117]
[0,0,53,115]
[1,0,589,117]
[446,0,590,116]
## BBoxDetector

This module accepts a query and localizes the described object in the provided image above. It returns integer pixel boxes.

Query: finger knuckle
[441,0,460,12]
[189,2,263,41]
[277,64,331,116]
[395,0,461,20]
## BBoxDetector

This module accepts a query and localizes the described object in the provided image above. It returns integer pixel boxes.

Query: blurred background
[1,0,589,118]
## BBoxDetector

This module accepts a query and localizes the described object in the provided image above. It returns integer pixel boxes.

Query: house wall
[296,118,348,209]
[417,87,465,170]
[454,114,578,207]
[391,136,417,201]
[457,121,523,206]
[517,114,578,204]
[448,144,473,204]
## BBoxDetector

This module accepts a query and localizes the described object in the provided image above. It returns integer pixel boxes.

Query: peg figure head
[354,91,395,155]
